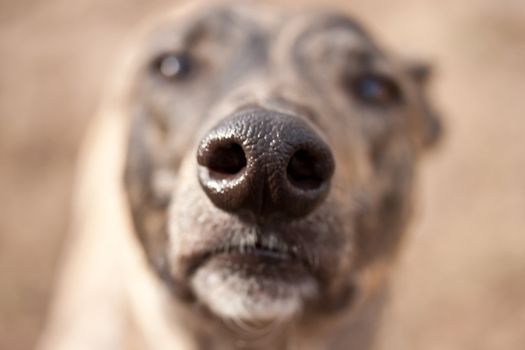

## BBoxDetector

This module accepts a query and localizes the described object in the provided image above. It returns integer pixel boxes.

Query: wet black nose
[197,108,335,220]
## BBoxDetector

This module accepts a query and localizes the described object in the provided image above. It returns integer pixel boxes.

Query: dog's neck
[125,249,386,350]
[187,302,385,350]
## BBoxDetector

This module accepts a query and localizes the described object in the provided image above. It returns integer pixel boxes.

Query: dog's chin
[190,252,319,324]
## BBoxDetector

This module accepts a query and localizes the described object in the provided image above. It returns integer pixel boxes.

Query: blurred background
[1,0,524,349]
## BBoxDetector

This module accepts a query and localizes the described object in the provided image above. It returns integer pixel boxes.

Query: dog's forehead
[145,4,374,54]
[284,12,376,49]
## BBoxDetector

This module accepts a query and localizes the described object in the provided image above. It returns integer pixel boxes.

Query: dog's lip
[183,240,309,278]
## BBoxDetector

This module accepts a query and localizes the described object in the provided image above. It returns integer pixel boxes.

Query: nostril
[205,143,246,176]
[287,149,326,190]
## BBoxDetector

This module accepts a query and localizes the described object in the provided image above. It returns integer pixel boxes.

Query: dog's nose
[197,108,334,220]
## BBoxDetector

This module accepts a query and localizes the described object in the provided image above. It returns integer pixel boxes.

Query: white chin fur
[191,266,318,323]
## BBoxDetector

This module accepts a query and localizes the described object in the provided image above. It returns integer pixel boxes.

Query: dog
[39,2,441,349]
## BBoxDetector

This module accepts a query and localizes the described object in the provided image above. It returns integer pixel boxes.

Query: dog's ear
[405,60,443,150]
[408,61,432,84]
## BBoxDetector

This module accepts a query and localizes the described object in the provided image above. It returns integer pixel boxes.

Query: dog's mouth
[185,234,319,322]
[185,235,310,279]
[211,241,295,260]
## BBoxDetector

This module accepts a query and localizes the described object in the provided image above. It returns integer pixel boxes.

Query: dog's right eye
[151,52,193,81]
[345,73,402,107]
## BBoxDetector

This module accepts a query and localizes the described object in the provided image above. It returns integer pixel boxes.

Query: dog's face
[124,4,440,327]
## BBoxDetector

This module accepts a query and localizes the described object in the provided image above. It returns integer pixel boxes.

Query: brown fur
[39,2,440,349]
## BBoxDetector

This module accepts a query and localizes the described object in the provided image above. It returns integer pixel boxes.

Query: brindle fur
[39,2,440,350]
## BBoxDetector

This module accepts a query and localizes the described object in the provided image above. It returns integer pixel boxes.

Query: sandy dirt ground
[0,0,524,349]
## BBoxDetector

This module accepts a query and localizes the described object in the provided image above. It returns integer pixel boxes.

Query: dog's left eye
[348,73,402,106]
[151,52,192,80]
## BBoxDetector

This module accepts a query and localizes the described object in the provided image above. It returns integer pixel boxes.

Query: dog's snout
[197,108,335,220]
